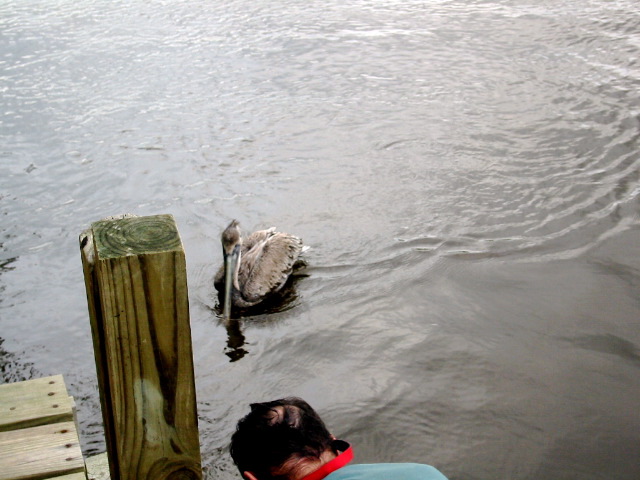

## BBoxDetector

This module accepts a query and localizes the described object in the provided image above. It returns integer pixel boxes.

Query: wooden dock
[0,214,203,480]
[0,375,87,480]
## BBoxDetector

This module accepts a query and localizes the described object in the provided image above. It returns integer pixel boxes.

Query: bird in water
[214,220,305,319]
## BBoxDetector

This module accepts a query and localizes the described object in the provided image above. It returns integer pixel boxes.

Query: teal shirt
[324,463,449,480]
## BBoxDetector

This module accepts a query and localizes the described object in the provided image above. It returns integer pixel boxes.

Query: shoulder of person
[327,462,448,480]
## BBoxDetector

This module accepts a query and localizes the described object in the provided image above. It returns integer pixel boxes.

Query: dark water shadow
[0,337,38,384]
[213,271,309,362]
[224,319,248,362]
[560,333,640,367]
[0,256,18,273]
[0,255,36,383]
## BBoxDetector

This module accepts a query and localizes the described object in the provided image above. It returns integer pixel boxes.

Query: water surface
[1,1,639,479]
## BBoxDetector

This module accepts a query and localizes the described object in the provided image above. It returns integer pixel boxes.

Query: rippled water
[1,1,639,479]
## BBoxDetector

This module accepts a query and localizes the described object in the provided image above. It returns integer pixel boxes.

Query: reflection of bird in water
[214,220,306,320]
[224,319,248,362]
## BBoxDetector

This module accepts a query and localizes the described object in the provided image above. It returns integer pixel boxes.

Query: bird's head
[221,220,242,256]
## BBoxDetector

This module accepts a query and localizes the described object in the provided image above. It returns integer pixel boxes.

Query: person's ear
[244,471,259,480]
[330,434,336,440]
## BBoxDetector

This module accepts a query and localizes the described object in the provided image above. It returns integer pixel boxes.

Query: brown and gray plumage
[214,220,305,319]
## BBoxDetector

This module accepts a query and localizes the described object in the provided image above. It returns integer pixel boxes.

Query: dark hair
[230,397,333,479]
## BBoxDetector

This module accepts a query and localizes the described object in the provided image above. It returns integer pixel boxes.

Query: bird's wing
[240,232,303,304]
[241,228,275,253]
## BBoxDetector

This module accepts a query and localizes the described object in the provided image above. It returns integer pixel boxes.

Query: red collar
[299,441,353,480]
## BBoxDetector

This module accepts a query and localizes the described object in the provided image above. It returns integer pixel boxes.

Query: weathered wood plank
[80,225,118,480]
[85,452,110,480]
[80,214,202,480]
[0,375,74,432]
[48,474,87,480]
[0,421,85,480]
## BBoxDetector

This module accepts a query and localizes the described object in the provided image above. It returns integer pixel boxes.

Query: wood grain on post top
[92,214,182,258]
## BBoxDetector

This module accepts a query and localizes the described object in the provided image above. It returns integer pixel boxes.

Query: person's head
[230,397,334,480]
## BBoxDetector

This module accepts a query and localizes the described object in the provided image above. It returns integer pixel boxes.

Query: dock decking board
[0,421,85,480]
[0,375,74,432]
[0,376,87,480]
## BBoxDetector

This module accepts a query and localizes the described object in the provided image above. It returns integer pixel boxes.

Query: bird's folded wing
[242,233,303,303]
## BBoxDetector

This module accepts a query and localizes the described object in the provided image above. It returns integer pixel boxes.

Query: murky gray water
[1,1,639,478]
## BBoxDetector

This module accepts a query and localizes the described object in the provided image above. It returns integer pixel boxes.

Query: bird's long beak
[222,245,240,320]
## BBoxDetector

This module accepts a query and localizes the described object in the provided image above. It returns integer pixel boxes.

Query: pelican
[214,220,305,319]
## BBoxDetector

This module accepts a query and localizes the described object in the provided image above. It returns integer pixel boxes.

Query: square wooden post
[80,214,202,480]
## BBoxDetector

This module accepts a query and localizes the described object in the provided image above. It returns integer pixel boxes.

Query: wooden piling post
[80,214,202,480]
